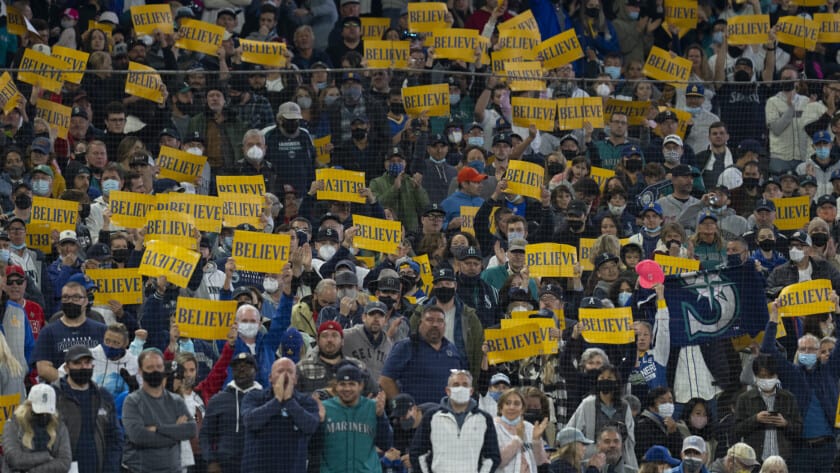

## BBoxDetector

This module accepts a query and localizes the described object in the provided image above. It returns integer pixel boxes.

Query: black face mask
[523,409,543,425]
[34,413,52,426]
[727,254,743,267]
[281,120,299,134]
[734,70,751,82]
[68,367,93,385]
[758,239,775,252]
[400,276,416,293]
[378,296,397,310]
[352,128,368,140]
[728,45,744,58]
[624,159,642,172]
[742,177,760,189]
[780,81,796,92]
[6,165,23,179]
[585,7,600,17]
[561,149,578,159]
[399,416,415,430]
[433,286,455,303]
[178,101,198,115]
[811,232,829,247]
[390,103,405,115]
[567,220,585,232]
[14,194,31,209]
[547,163,565,177]
[597,379,619,394]
[111,249,130,263]
[62,302,83,319]
[142,370,165,388]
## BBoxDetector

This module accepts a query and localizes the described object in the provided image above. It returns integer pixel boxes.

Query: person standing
[122,348,197,473]
[2,384,73,472]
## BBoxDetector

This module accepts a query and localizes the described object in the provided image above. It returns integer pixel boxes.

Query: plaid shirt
[234,93,275,130]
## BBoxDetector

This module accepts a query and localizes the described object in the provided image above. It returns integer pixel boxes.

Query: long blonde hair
[0,330,23,378]
[13,401,60,450]
[551,441,581,465]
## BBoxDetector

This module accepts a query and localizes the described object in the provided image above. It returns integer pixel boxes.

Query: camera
[709,195,718,206]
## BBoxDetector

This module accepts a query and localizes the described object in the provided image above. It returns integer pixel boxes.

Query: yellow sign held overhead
[497,9,539,31]
[777,279,835,317]
[505,160,545,201]
[130,4,174,35]
[0,72,23,115]
[775,15,818,51]
[654,254,700,275]
[364,40,410,68]
[51,46,89,85]
[557,97,604,129]
[157,146,207,183]
[485,323,546,364]
[497,27,540,60]
[232,230,291,273]
[361,17,391,39]
[316,168,366,203]
[460,206,479,236]
[401,83,450,117]
[664,0,697,33]
[86,268,144,305]
[539,29,584,70]
[353,214,403,254]
[18,48,65,93]
[407,2,448,33]
[222,195,264,228]
[525,243,577,278]
[512,97,557,131]
[31,196,77,232]
[502,318,560,354]
[216,175,265,196]
[125,62,165,104]
[605,99,652,126]
[35,100,71,139]
[314,135,332,165]
[726,14,770,45]
[145,210,198,251]
[772,196,811,231]
[240,39,287,67]
[175,298,238,340]
[6,6,27,36]
[643,46,692,88]
[432,29,481,62]
[579,307,635,344]
[579,237,596,272]
[815,13,840,43]
[26,222,52,255]
[156,193,223,233]
[138,240,200,288]
[176,19,225,55]
[505,61,545,92]
[110,191,157,229]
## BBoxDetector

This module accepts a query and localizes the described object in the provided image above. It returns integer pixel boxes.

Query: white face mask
[238,322,259,338]
[755,376,779,392]
[608,204,626,216]
[318,244,337,260]
[186,147,203,156]
[596,83,611,97]
[448,386,471,404]
[246,145,264,162]
[789,247,806,263]
[263,277,279,293]
[338,287,357,300]
[448,131,462,144]
[658,402,675,418]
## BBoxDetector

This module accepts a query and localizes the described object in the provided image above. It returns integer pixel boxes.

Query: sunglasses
[6,278,25,285]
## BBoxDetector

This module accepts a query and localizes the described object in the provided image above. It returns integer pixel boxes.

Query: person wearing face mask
[340,118,401,188]
[123,348,197,473]
[264,102,316,195]
[766,65,811,174]
[410,368,501,472]
[33,280,106,383]
[318,270,366,329]
[767,230,840,297]
[325,73,389,150]
[226,75,275,130]
[86,162,126,245]
[670,436,710,473]
[90,323,141,397]
[567,364,638,471]
[53,344,124,473]
[231,129,277,194]
[733,355,801,463]
[644,113,697,167]
[635,386,684,462]
[187,83,249,171]
[762,292,840,473]
[795,131,840,199]
[493,389,550,473]
[680,187,749,241]
[384,393,424,471]
[2,384,73,472]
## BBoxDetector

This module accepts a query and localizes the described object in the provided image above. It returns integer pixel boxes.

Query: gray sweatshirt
[122,389,196,473]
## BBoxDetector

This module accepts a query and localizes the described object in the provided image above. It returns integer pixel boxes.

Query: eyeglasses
[5,278,24,286]
[8,227,25,233]
[61,294,86,303]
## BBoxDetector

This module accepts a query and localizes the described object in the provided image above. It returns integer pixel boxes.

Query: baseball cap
[65,345,94,363]
[539,283,564,300]
[429,133,447,146]
[682,435,706,454]
[390,393,416,419]
[727,443,759,466]
[5,265,24,278]
[737,139,763,155]
[364,301,388,315]
[98,11,119,24]
[86,243,112,261]
[663,134,684,147]
[655,110,678,123]
[735,57,753,68]
[185,131,205,144]
[278,102,303,120]
[335,259,356,273]
[493,133,512,145]
[489,372,511,387]
[280,327,304,363]
[831,169,840,182]
[335,271,358,287]
[621,144,643,158]
[556,427,593,447]
[376,272,402,292]
[317,320,344,337]
[432,267,456,283]
[813,130,832,145]
[217,7,238,17]
[580,296,604,308]
[640,201,663,217]
[71,106,88,120]
[386,146,405,160]
[817,194,836,207]
[755,198,776,212]
[559,133,579,146]
[457,167,488,183]
[335,364,363,382]
[670,164,693,177]
[153,178,185,194]
[63,8,79,20]
[457,246,482,261]
[340,15,361,27]
[316,227,339,242]
[697,209,718,224]
[340,71,363,83]
[29,384,56,415]
[423,203,446,217]
[508,238,527,252]
[685,83,704,96]
[791,230,812,247]
[31,164,54,178]
[159,127,181,141]
[231,287,252,300]
[642,446,681,466]
[800,175,817,187]
[594,252,619,269]
[59,230,78,244]
[31,137,51,155]
[567,200,589,217]
[230,352,257,366]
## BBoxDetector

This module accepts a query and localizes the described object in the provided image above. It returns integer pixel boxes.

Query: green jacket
[480,265,539,300]
[409,298,484,387]
[369,173,431,233]
[320,396,392,473]
[187,112,249,168]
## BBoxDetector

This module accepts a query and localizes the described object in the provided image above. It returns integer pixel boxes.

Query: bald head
[270,357,297,385]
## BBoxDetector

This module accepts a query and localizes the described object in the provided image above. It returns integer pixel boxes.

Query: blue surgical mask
[31,180,50,196]
[686,106,702,116]
[10,243,25,251]
[467,161,485,173]
[816,147,831,160]
[604,66,621,80]
[0,249,9,262]
[179,339,195,353]
[644,225,661,233]
[488,391,502,401]
[388,163,404,177]
[324,95,339,106]
[316,82,327,90]
[799,352,817,368]
[467,136,484,147]
[223,236,233,249]
[450,94,461,106]
[102,179,120,195]
[500,415,522,426]
[712,31,724,44]
[628,10,639,20]
[618,291,632,306]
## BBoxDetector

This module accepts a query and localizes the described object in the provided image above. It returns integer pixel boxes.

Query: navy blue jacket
[200,383,262,472]
[240,387,321,473]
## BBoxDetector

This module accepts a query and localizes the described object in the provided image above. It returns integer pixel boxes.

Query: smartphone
[767,411,778,416]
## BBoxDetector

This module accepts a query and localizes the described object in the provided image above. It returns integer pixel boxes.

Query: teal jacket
[320,396,393,473]
[480,265,539,300]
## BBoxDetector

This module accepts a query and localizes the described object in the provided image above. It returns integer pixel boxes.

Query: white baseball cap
[29,384,56,415]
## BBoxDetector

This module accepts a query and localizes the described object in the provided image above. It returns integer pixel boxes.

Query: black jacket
[200,382,263,472]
